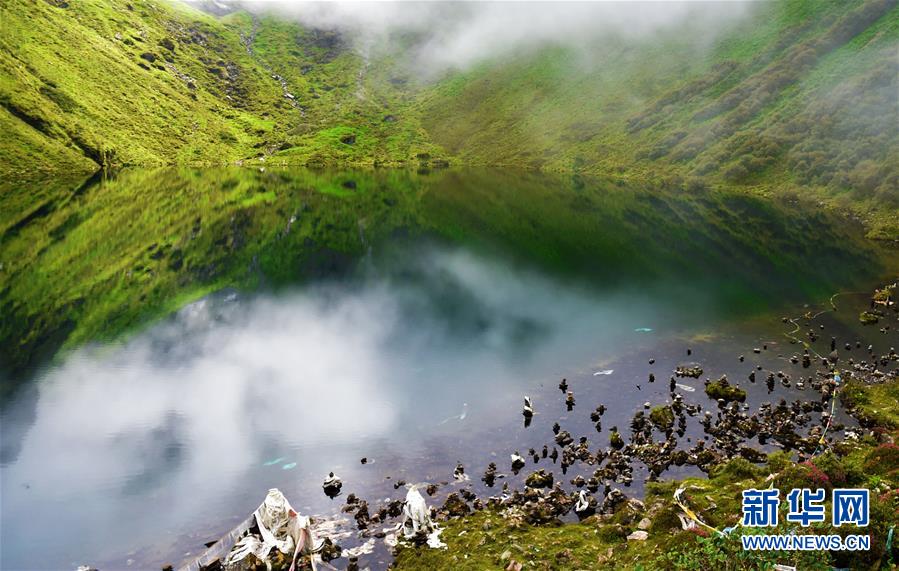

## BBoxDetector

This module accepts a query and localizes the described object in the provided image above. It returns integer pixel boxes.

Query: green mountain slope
[1,0,289,174]
[1,0,897,235]
[412,0,898,235]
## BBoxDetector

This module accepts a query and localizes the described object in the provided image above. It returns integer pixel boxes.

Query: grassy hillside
[413,0,899,236]
[220,12,441,167]
[0,0,292,176]
[1,0,897,236]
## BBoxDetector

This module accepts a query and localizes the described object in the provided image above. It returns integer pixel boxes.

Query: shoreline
[182,282,898,571]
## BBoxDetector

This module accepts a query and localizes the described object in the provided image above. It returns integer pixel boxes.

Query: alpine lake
[1,167,896,569]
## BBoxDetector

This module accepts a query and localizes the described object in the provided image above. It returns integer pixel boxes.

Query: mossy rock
[704,377,746,402]
[859,310,880,324]
[525,469,554,489]
[649,405,675,430]
[649,504,684,533]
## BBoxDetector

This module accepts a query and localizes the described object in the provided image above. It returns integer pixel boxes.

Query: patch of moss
[840,379,899,428]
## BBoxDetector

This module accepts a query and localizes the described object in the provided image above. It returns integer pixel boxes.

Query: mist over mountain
[2,0,897,237]
[233,1,756,74]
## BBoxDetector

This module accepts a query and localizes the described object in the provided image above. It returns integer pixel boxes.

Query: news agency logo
[740,488,870,551]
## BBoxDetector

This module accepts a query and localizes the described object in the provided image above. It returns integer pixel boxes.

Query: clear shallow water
[0,167,895,569]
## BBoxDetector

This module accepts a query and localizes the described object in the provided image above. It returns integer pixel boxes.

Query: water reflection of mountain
[1,167,893,392]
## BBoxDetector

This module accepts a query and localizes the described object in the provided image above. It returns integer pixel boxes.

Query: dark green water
[0,167,895,569]
[1,166,892,383]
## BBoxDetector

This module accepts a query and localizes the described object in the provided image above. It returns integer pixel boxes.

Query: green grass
[0,0,299,176]
[841,379,899,428]
[411,0,898,237]
[3,0,897,240]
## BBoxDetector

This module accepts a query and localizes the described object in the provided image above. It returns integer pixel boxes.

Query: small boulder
[627,530,649,541]
[322,472,342,499]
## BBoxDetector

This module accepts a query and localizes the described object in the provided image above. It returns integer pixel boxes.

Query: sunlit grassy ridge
[0,0,294,176]
[2,0,896,236]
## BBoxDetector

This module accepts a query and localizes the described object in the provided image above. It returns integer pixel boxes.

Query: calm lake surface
[1,167,896,569]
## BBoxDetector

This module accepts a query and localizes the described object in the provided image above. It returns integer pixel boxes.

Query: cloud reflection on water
[1,245,671,568]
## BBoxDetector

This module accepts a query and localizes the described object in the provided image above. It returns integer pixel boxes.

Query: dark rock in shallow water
[482,462,497,487]
[601,488,627,514]
[555,430,574,447]
[610,430,625,450]
[511,451,526,473]
[739,446,768,463]
[319,537,342,563]
[353,501,370,529]
[322,472,342,499]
